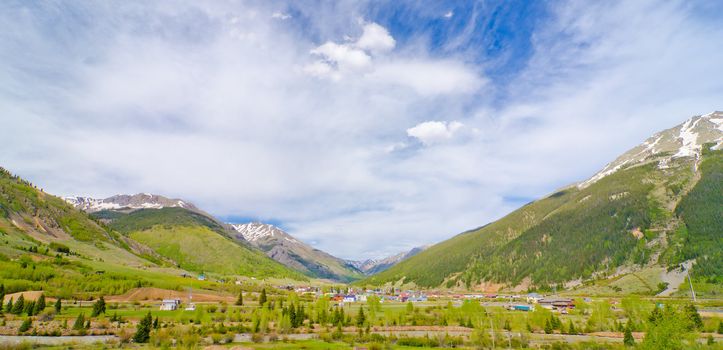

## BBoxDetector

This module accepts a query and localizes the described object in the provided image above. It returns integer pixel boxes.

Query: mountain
[348,245,430,275]
[95,208,301,278]
[364,112,723,295]
[64,193,197,213]
[230,222,363,282]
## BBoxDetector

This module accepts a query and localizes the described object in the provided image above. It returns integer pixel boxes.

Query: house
[538,298,575,311]
[160,299,181,311]
[526,293,543,303]
[343,295,357,303]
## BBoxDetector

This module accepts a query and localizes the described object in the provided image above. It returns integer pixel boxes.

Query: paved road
[0,335,117,345]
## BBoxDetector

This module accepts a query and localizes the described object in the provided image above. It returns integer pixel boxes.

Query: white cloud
[407,121,465,145]
[310,41,372,71]
[271,12,291,20]
[355,22,395,54]
[368,60,484,95]
[1,1,722,261]
[443,11,454,19]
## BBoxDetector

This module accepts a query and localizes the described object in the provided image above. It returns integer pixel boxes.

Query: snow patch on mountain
[230,222,294,242]
[65,193,196,212]
[579,111,723,188]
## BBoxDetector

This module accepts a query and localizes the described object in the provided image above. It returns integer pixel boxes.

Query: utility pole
[685,264,697,302]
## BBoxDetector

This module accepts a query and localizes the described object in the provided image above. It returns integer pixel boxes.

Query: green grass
[128,224,304,279]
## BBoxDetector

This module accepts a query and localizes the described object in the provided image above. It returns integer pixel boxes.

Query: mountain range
[229,222,363,282]
[363,111,722,296]
[1,111,721,295]
[347,245,430,275]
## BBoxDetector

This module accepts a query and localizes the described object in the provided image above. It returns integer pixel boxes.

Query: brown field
[106,287,235,303]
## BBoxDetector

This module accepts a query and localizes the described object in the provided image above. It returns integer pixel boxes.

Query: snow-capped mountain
[230,222,363,282]
[64,193,197,213]
[579,111,723,188]
[349,245,430,275]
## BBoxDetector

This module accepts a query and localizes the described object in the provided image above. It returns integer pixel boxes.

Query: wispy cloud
[0,1,721,260]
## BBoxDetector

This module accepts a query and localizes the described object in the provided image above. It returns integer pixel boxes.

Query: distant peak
[230,222,289,242]
[64,193,196,212]
[578,112,723,188]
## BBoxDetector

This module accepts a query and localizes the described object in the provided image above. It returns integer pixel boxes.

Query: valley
[1,112,721,349]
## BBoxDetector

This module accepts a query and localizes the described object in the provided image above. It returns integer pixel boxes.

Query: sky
[1,0,722,260]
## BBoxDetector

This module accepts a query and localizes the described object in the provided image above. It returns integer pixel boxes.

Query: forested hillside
[364,114,723,292]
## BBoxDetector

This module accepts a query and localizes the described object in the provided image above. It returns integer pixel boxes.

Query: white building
[160,299,181,311]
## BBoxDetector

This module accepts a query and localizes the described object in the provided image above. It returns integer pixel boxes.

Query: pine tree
[259,289,267,307]
[54,298,62,313]
[623,320,634,346]
[235,291,244,306]
[356,307,366,327]
[12,295,24,315]
[0,284,5,315]
[3,298,11,314]
[718,320,723,334]
[133,312,153,343]
[504,319,511,331]
[24,301,36,316]
[73,313,86,330]
[18,318,32,333]
[35,294,46,314]
[544,319,553,334]
[153,316,159,329]
[684,304,703,330]
[567,320,576,335]
[91,296,106,317]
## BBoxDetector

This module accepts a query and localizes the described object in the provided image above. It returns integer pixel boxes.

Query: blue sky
[1,0,722,260]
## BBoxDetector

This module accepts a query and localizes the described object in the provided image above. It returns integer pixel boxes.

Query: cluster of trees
[671,148,722,282]
[3,293,47,316]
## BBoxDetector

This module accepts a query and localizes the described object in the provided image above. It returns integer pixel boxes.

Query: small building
[526,293,543,304]
[185,303,196,311]
[511,305,533,312]
[538,298,575,311]
[343,295,357,303]
[197,274,206,281]
[160,299,181,311]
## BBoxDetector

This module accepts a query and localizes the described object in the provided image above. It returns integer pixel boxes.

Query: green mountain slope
[364,112,723,292]
[0,167,304,300]
[98,208,305,279]
[230,222,364,282]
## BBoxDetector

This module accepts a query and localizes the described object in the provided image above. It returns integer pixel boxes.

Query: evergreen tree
[72,313,86,331]
[567,320,576,335]
[24,301,36,316]
[684,304,703,330]
[0,284,4,315]
[133,312,153,343]
[91,296,106,317]
[259,288,267,307]
[235,290,244,306]
[3,298,11,314]
[718,321,723,334]
[289,305,297,328]
[35,294,46,314]
[356,307,366,327]
[623,321,635,346]
[11,295,24,315]
[54,298,62,313]
[504,319,511,331]
[544,319,553,334]
[153,316,159,329]
[18,318,32,333]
